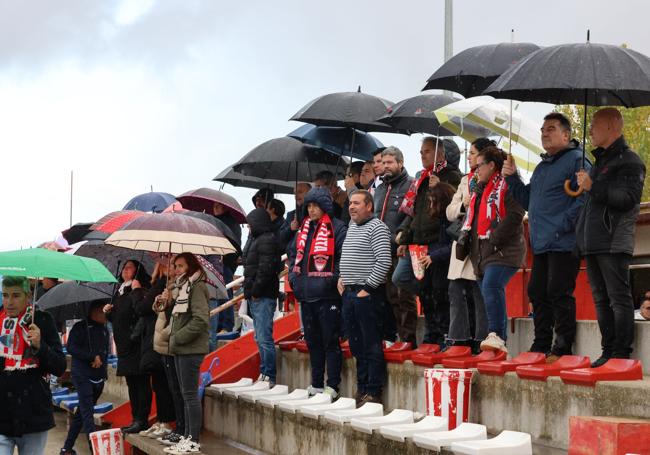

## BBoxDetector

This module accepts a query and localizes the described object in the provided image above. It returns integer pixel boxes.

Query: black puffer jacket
[398,166,462,245]
[0,310,66,437]
[243,208,283,299]
[576,136,646,255]
[373,168,413,243]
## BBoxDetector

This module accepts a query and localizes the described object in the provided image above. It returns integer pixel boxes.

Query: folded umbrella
[123,191,177,213]
[177,188,247,224]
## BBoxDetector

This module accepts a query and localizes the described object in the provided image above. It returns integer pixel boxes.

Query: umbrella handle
[564,179,584,197]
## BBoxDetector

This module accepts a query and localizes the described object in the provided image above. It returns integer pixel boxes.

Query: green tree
[555,104,650,201]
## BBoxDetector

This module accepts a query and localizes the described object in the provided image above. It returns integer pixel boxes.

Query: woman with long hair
[462,146,526,353]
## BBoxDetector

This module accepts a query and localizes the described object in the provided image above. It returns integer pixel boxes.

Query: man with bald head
[576,108,646,367]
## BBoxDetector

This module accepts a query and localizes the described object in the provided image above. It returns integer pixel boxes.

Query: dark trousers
[342,288,386,396]
[586,253,635,358]
[385,260,418,345]
[174,354,204,442]
[125,374,151,423]
[448,279,487,342]
[301,299,343,390]
[63,376,104,450]
[150,367,176,423]
[162,355,185,435]
[528,252,580,355]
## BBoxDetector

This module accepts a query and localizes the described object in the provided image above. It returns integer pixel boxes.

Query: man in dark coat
[288,187,347,397]
[373,146,418,345]
[243,208,283,386]
[576,108,646,367]
[0,276,66,455]
[503,112,590,359]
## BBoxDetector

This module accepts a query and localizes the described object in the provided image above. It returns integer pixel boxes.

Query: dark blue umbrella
[123,192,177,213]
[287,124,384,161]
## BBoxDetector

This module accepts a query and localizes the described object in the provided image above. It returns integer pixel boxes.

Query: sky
[0,0,648,250]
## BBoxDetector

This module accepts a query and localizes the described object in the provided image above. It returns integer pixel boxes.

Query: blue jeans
[391,254,421,295]
[342,289,386,396]
[0,431,48,455]
[63,375,104,451]
[249,297,277,382]
[301,299,343,390]
[478,265,518,340]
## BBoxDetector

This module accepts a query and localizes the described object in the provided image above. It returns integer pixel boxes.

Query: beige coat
[153,311,171,355]
[446,175,477,281]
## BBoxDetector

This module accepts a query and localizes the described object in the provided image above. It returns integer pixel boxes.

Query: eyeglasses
[475,161,490,168]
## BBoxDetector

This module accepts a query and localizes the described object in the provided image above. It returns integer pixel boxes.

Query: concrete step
[257,389,308,408]
[412,423,487,451]
[299,397,356,419]
[450,430,532,455]
[350,409,414,434]
[379,416,449,442]
[324,402,384,425]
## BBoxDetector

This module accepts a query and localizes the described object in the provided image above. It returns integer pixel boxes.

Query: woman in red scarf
[462,146,526,353]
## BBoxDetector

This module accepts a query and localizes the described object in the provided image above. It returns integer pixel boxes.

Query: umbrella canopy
[423,42,541,97]
[483,41,650,107]
[377,92,469,136]
[91,210,147,234]
[232,136,347,182]
[163,208,242,253]
[290,89,396,133]
[71,240,157,276]
[213,167,294,195]
[105,212,236,256]
[287,124,384,161]
[123,192,177,213]
[36,281,113,310]
[434,95,543,171]
[61,223,94,245]
[0,248,117,282]
[195,256,228,299]
[177,188,247,224]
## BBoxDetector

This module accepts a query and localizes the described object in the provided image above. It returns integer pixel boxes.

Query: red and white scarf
[293,213,335,277]
[462,171,508,239]
[0,306,38,371]
[399,161,447,217]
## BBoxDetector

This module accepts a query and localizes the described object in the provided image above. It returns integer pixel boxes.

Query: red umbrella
[177,188,246,224]
[91,210,146,234]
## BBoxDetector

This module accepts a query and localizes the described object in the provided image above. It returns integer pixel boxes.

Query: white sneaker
[323,386,339,400]
[139,422,159,437]
[150,422,172,438]
[480,332,508,353]
[164,436,201,454]
[307,385,324,396]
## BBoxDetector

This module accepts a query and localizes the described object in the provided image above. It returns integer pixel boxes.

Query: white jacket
[446,175,477,281]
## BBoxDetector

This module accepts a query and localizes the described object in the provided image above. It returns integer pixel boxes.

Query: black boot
[121,421,148,434]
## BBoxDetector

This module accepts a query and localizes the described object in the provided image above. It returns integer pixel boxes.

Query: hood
[252,188,274,206]
[442,139,461,170]
[302,187,334,217]
[246,208,273,237]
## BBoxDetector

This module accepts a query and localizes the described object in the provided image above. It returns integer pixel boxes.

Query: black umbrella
[62,223,94,245]
[484,34,650,194]
[73,240,156,275]
[287,124,384,161]
[423,42,541,97]
[290,87,396,133]
[36,280,113,310]
[232,137,347,182]
[213,167,294,195]
[377,92,471,136]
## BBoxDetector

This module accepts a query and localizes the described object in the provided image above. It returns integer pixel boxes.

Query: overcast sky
[0,0,648,250]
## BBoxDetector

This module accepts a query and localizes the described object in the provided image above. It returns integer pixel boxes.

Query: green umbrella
[0,248,117,283]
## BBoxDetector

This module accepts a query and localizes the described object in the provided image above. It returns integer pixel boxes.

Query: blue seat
[94,402,113,413]
[53,393,78,406]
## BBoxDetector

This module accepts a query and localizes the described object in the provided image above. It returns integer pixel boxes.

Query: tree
[555,104,650,201]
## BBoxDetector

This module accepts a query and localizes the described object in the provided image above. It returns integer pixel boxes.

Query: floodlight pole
[444,0,453,62]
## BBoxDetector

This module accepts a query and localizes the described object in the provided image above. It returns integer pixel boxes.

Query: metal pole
[69,170,73,227]
[444,0,453,62]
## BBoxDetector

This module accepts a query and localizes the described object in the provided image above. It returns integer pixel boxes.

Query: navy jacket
[288,187,347,302]
[506,141,589,254]
[67,318,109,381]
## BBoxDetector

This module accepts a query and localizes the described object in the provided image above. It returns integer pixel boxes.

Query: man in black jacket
[576,108,646,367]
[0,276,66,455]
[61,301,109,455]
[243,208,283,386]
[373,146,418,345]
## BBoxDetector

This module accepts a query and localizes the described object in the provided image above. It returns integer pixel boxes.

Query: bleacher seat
[61,400,80,412]
[278,340,300,351]
[516,355,591,381]
[385,343,440,363]
[350,409,414,434]
[258,389,308,408]
[93,402,113,413]
[299,397,356,419]
[295,339,309,353]
[215,330,240,341]
[210,377,253,393]
[51,387,70,396]
[239,385,289,403]
[442,350,507,369]
[380,416,448,442]
[477,352,545,376]
[323,402,384,425]
[560,359,643,386]
[411,345,471,367]
[412,423,487,451]
[223,381,269,398]
[279,393,331,413]
[53,393,78,406]
[450,430,532,455]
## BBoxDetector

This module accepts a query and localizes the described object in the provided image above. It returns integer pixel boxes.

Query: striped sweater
[340,216,392,292]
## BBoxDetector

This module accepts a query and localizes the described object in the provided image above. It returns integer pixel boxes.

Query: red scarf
[293,213,335,277]
[399,161,448,217]
[462,171,508,239]
[0,306,39,371]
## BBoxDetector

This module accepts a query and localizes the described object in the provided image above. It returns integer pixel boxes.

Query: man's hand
[396,245,407,257]
[428,174,440,188]
[91,355,102,369]
[576,170,592,191]
[502,154,517,177]
[356,289,370,298]
[290,216,300,231]
[395,232,403,244]
[337,278,344,296]
[28,324,41,350]
[103,304,113,314]
[418,255,432,269]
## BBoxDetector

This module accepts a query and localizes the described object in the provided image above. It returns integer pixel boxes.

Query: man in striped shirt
[338,190,392,405]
